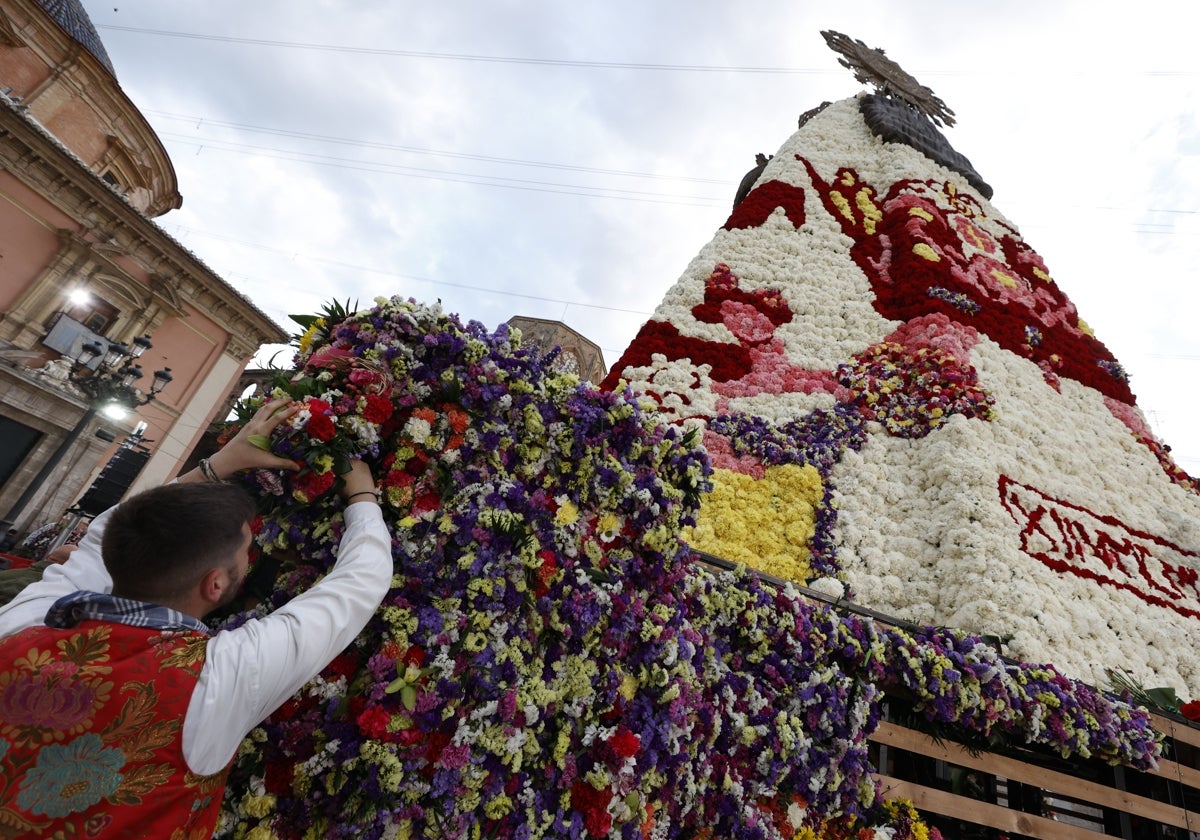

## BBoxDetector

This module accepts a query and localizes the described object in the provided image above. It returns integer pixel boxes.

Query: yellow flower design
[686,464,823,582]
[153,634,209,671]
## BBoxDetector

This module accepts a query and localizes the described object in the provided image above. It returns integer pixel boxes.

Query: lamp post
[0,335,172,549]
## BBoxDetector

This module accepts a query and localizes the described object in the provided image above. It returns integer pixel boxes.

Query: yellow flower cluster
[884,798,933,840]
[297,318,325,356]
[686,464,823,582]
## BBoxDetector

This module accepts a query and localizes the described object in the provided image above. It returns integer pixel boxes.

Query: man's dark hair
[103,482,256,603]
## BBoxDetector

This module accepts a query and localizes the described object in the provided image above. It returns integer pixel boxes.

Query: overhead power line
[165,223,657,317]
[97,25,828,74]
[161,133,730,207]
[143,109,735,185]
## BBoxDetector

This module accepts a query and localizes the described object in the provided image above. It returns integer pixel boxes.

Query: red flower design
[722,179,807,231]
[801,159,1135,404]
[1180,700,1200,722]
[601,263,796,390]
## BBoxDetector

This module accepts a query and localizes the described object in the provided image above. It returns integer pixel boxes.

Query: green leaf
[289,313,321,329]
[1146,686,1181,711]
[581,566,614,586]
[246,434,272,451]
[290,376,316,393]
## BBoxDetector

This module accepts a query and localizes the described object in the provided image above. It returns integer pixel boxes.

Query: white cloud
[90,0,1200,462]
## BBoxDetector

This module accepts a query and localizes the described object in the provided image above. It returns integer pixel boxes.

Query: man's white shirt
[0,502,393,775]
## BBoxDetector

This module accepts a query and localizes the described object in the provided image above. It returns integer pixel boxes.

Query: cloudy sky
[85,1,1200,469]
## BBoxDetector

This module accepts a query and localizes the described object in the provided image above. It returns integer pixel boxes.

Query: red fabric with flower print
[0,621,228,837]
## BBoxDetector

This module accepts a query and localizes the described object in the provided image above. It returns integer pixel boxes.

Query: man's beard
[216,564,245,609]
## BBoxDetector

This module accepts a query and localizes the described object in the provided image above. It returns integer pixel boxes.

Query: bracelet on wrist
[198,457,224,483]
[347,490,381,503]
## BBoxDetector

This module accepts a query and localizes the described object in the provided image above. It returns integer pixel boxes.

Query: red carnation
[607,726,640,759]
[384,470,415,489]
[306,412,337,442]
[363,394,393,424]
[292,469,336,502]
[571,780,613,838]
[1181,700,1200,722]
[326,651,360,681]
[534,549,558,597]
[356,706,391,739]
[412,489,441,515]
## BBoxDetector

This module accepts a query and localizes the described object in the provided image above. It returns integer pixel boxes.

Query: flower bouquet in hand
[231,301,397,508]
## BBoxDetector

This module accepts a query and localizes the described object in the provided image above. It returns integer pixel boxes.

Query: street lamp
[0,336,172,548]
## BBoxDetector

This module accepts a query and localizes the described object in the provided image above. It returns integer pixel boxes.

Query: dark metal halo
[821,30,956,128]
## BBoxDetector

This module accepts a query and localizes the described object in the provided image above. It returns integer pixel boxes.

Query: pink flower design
[0,672,103,735]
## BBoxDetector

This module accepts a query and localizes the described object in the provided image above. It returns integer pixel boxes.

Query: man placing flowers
[0,399,393,838]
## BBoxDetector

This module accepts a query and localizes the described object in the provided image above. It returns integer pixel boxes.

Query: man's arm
[0,400,301,638]
[182,477,392,775]
[0,508,112,638]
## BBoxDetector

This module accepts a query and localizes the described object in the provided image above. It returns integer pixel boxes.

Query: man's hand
[339,459,378,504]
[181,399,302,483]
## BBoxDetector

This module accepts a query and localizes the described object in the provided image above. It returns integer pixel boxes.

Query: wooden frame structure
[872,709,1200,838]
[695,553,1200,837]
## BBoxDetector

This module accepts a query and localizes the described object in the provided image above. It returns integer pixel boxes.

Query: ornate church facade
[0,0,286,538]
